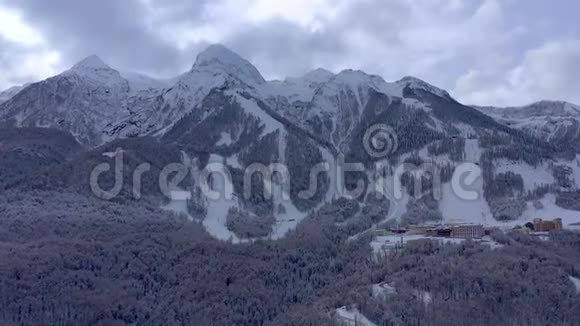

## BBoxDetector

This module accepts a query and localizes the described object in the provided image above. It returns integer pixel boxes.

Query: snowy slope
[570,276,580,294]
[258,68,334,103]
[494,159,555,192]
[439,177,492,225]
[309,69,401,118]
[159,88,316,240]
[557,155,580,187]
[120,71,170,94]
[477,101,580,149]
[106,44,266,139]
[0,84,26,104]
[335,306,377,326]
[288,70,392,150]
[520,194,580,227]
[194,44,265,86]
[202,154,241,242]
[395,76,452,99]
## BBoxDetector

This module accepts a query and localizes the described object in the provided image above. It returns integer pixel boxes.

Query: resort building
[533,218,563,232]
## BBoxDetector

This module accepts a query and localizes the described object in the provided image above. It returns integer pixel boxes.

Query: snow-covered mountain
[0,44,508,150]
[0,44,489,149]
[476,101,580,152]
[0,56,133,147]
[104,44,267,139]
[2,44,580,240]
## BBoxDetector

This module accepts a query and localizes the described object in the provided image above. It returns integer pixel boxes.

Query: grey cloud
[2,0,208,75]
[146,0,212,26]
[0,0,506,86]
[0,0,414,87]
[453,40,580,106]
[517,41,580,102]
[225,19,346,79]
[0,38,22,73]
[225,0,513,87]
[221,0,417,79]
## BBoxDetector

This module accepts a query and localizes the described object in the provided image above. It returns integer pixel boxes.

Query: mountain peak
[65,55,126,85]
[192,44,265,85]
[330,69,389,91]
[397,75,450,99]
[195,44,236,62]
[303,68,334,81]
[72,55,110,71]
[335,69,378,82]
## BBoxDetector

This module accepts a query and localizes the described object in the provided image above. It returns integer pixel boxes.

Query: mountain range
[1,44,579,241]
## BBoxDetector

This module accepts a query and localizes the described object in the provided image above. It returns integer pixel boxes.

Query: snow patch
[495,159,554,192]
[216,132,233,146]
[557,155,580,187]
[162,190,193,220]
[335,306,377,326]
[226,154,242,169]
[440,179,492,225]
[101,148,124,158]
[414,290,433,305]
[464,138,482,163]
[277,128,287,162]
[455,123,477,138]
[372,282,397,297]
[320,147,338,203]
[569,276,580,294]
[202,154,240,242]
[233,92,283,136]
[265,174,308,240]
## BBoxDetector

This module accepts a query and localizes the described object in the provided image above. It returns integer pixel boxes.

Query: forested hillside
[0,190,579,325]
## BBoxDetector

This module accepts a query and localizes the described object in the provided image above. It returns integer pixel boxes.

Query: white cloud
[0,42,61,89]
[0,7,44,45]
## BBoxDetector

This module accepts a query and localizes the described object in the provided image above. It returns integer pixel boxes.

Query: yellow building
[533,218,563,232]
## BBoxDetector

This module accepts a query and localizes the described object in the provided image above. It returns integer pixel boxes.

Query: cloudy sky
[0,0,579,106]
